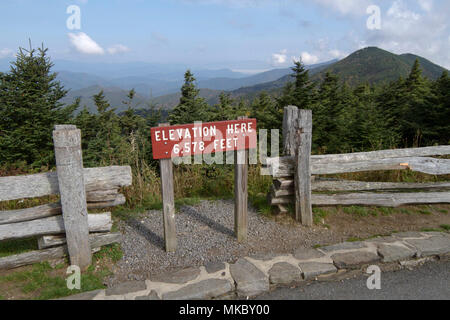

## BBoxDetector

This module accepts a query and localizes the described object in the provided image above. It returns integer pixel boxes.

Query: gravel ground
[105,200,338,286]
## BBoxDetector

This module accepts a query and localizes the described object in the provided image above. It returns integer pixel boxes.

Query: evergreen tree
[211,92,236,121]
[429,71,450,144]
[251,92,280,130]
[0,45,77,166]
[168,70,209,124]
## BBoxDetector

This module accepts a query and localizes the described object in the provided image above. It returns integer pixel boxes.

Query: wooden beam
[38,232,112,250]
[159,123,177,252]
[234,116,249,243]
[312,192,450,207]
[0,166,132,202]
[0,233,121,270]
[267,156,450,177]
[53,125,92,269]
[272,179,450,195]
[0,194,125,225]
[0,213,112,241]
[269,192,450,207]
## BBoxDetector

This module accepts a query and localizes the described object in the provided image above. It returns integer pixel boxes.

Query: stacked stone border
[61,231,450,300]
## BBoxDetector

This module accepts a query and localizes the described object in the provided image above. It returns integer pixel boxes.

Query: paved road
[255,260,450,300]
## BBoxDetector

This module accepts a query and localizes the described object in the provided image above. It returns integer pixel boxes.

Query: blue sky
[0,0,449,71]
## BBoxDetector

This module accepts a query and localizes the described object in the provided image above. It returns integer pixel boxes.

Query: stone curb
[61,231,450,300]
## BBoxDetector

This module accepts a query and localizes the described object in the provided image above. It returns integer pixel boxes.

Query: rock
[162,279,233,300]
[230,258,269,297]
[268,262,302,285]
[204,262,226,274]
[135,291,160,300]
[298,262,337,280]
[377,244,416,262]
[249,253,281,261]
[405,235,450,257]
[319,242,366,253]
[331,251,380,269]
[150,267,200,284]
[365,236,398,244]
[393,232,424,239]
[293,248,324,261]
[105,281,147,296]
[59,289,103,300]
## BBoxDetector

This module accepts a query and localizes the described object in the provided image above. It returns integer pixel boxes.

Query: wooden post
[159,123,177,252]
[53,125,92,270]
[283,106,299,156]
[294,110,313,226]
[234,116,248,243]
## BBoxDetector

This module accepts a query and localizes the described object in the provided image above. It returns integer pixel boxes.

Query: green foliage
[168,70,210,124]
[0,45,77,167]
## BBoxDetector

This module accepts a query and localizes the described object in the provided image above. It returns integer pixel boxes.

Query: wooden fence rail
[0,125,132,270]
[268,106,450,221]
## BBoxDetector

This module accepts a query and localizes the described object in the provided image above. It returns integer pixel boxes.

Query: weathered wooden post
[294,110,313,226]
[234,116,248,243]
[159,123,177,252]
[283,105,299,157]
[53,125,92,270]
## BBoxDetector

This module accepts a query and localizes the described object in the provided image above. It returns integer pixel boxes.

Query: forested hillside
[0,45,449,207]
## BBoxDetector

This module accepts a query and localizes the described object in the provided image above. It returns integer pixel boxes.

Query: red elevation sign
[151,119,257,160]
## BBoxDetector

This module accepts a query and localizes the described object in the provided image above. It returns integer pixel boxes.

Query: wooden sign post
[151,119,257,251]
[234,116,248,243]
[158,123,177,252]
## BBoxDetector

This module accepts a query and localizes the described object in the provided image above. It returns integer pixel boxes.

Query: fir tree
[0,45,77,166]
[168,70,209,124]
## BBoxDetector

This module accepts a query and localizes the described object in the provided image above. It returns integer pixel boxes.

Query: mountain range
[1,47,447,113]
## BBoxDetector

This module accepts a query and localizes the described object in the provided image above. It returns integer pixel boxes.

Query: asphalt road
[255,260,450,300]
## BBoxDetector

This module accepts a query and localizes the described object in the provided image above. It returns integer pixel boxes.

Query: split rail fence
[266,106,450,226]
[0,125,132,270]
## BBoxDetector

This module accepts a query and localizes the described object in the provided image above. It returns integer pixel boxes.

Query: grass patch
[250,194,273,217]
[313,208,329,225]
[440,224,450,231]
[421,227,441,232]
[0,238,37,258]
[343,206,370,217]
[347,237,364,242]
[377,207,393,216]
[418,209,433,216]
[175,197,202,210]
[0,243,123,300]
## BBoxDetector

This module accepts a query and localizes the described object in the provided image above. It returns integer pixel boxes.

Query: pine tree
[0,45,77,166]
[168,70,209,124]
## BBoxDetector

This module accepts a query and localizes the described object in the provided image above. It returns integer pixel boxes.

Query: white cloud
[107,44,130,55]
[308,0,373,15]
[329,49,347,60]
[68,32,105,55]
[364,0,450,69]
[417,0,433,12]
[0,48,14,59]
[300,51,319,65]
[272,49,288,65]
